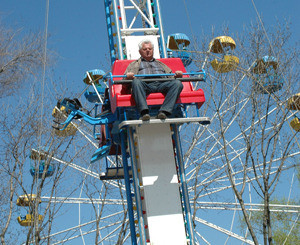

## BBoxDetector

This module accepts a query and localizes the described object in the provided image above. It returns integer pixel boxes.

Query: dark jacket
[124,57,173,75]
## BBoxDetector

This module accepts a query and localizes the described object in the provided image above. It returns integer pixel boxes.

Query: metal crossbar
[110,71,206,83]
[113,77,205,84]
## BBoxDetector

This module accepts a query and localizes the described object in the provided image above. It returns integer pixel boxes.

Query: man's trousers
[131,78,183,115]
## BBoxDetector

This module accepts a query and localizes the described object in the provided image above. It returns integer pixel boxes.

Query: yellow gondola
[209,36,236,54]
[52,106,77,137]
[211,55,239,73]
[209,36,239,73]
[53,123,77,137]
[17,214,43,227]
[290,117,300,132]
[287,93,300,110]
[16,194,41,206]
[52,106,69,119]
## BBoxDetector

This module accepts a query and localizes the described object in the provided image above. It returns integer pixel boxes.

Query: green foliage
[239,198,300,244]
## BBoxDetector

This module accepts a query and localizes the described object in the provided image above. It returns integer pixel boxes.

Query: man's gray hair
[138,39,154,50]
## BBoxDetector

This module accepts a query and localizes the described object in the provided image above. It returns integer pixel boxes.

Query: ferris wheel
[17,0,299,244]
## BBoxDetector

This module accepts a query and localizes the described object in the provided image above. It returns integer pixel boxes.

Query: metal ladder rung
[100,167,132,180]
[91,145,111,163]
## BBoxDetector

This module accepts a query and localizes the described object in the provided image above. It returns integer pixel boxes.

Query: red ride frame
[109,58,205,113]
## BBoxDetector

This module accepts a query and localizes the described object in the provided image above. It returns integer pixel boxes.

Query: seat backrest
[111,60,133,95]
[124,36,161,60]
[111,58,193,95]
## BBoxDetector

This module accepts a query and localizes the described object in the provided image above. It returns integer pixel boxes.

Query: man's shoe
[157,111,167,120]
[141,113,150,121]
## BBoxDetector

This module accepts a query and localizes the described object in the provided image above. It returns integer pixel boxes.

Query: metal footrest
[100,167,132,180]
[91,145,111,163]
[119,117,211,129]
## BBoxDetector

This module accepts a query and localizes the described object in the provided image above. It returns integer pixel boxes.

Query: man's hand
[126,72,135,80]
[174,70,183,78]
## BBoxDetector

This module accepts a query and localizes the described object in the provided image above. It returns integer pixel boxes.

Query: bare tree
[238,197,300,245]
[0,23,44,97]
[187,20,299,244]
[1,11,299,245]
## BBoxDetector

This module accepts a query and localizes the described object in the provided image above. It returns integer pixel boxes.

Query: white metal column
[134,123,187,245]
[113,0,166,59]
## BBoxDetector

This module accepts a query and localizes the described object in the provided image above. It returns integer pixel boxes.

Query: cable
[251,0,275,56]
[251,0,300,150]
[32,0,50,240]
[181,0,201,52]
[37,0,49,148]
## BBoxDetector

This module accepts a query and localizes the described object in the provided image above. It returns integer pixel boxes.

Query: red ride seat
[109,58,205,113]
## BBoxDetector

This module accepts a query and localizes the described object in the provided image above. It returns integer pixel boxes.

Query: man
[125,39,184,121]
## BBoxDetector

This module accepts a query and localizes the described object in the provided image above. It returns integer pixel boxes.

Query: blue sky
[1,0,299,97]
[1,0,299,244]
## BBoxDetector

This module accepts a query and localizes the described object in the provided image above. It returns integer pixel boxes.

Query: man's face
[139,43,154,61]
